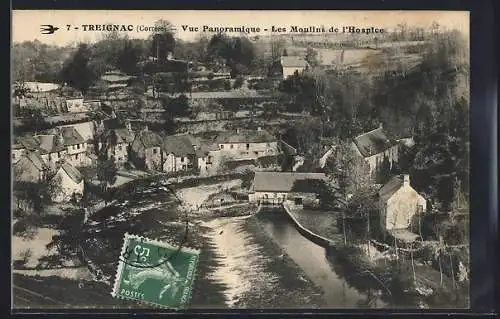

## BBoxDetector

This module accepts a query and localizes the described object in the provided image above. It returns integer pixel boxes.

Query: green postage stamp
[112,233,200,309]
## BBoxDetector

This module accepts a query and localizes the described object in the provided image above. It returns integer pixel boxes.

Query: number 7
[67,25,71,31]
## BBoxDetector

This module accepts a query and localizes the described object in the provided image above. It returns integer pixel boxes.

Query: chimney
[403,174,410,186]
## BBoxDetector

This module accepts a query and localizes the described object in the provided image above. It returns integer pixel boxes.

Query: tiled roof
[280,56,309,68]
[61,127,86,146]
[60,162,83,184]
[378,175,404,202]
[162,135,196,157]
[353,127,397,158]
[214,129,276,144]
[253,172,327,192]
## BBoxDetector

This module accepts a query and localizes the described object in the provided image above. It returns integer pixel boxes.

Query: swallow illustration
[40,25,59,34]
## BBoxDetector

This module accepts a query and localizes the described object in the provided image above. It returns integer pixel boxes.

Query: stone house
[129,129,164,170]
[249,172,328,206]
[34,134,67,172]
[213,127,279,161]
[352,124,399,180]
[161,135,197,173]
[13,151,49,183]
[378,174,427,242]
[60,126,89,167]
[99,128,135,166]
[48,162,84,203]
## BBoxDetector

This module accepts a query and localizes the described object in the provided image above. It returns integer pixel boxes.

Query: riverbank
[286,206,469,308]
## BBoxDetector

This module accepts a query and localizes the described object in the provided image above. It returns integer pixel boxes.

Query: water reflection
[257,209,388,308]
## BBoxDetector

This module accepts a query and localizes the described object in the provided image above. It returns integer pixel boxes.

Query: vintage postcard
[11,10,470,309]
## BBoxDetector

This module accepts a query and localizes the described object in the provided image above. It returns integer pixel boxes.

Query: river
[256,208,389,308]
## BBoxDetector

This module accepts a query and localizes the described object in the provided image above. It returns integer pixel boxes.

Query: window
[246,143,250,150]
[153,148,157,154]
[77,144,80,149]
[254,151,259,155]
[58,152,61,157]
[118,145,122,151]
[230,144,234,149]
[75,154,79,160]
[12,153,15,159]
[220,144,224,149]
[181,157,185,162]
[118,157,123,162]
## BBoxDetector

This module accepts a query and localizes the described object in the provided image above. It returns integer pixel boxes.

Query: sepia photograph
[11,10,470,310]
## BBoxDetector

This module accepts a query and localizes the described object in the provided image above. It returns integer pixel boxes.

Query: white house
[60,126,89,167]
[378,174,427,242]
[280,56,310,79]
[48,162,84,203]
[249,172,328,206]
[352,124,399,178]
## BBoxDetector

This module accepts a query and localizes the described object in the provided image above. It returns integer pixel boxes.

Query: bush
[13,219,38,240]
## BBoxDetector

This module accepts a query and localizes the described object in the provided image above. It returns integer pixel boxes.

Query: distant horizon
[12,10,469,47]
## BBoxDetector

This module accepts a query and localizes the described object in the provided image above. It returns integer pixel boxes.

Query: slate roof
[17,151,48,172]
[61,127,86,146]
[214,129,276,144]
[353,127,397,158]
[253,172,327,192]
[18,135,41,150]
[136,130,163,148]
[60,162,83,184]
[280,56,309,68]
[378,175,405,202]
[162,135,196,157]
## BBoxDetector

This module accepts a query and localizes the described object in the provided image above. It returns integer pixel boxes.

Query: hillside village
[12,21,470,308]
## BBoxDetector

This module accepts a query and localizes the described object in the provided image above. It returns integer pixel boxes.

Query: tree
[60,43,98,95]
[166,94,190,117]
[305,47,319,68]
[150,20,176,61]
[96,154,118,194]
[377,156,392,184]
[327,143,371,196]
[117,40,142,75]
